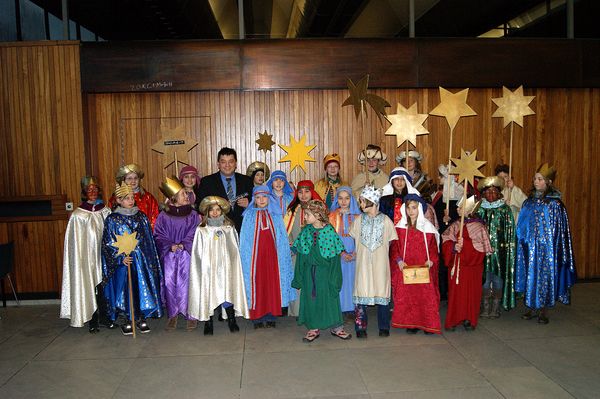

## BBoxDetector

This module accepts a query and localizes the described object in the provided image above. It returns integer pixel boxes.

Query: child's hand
[455,237,463,253]
[443,209,450,224]
[237,197,249,208]
[425,260,434,268]
[171,244,179,252]
[398,261,408,270]
[123,256,132,267]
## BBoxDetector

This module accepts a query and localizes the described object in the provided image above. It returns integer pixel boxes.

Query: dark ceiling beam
[296,0,368,37]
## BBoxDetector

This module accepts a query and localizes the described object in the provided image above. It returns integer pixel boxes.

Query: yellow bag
[402,265,430,284]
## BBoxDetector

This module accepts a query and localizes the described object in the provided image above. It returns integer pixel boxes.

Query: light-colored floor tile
[241,349,367,399]
[369,386,504,399]
[480,366,574,398]
[0,358,133,399]
[113,354,242,399]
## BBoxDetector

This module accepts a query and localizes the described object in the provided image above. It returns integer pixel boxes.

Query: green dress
[476,199,517,310]
[292,224,346,330]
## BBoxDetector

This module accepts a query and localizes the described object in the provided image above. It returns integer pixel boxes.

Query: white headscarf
[382,167,421,196]
[396,200,440,247]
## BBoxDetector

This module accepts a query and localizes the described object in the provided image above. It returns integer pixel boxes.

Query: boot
[225,306,240,333]
[165,316,178,331]
[479,290,491,318]
[490,292,502,319]
[204,316,214,335]
[88,310,100,333]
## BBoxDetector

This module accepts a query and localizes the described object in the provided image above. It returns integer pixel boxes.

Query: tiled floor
[1,283,600,398]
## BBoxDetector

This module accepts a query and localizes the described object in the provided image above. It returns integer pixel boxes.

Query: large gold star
[384,103,430,147]
[111,231,139,256]
[342,74,391,125]
[429,87,477,131]
[450,149,486,186]
[256,130,276,153]
[151,125,198,169]
[278,134,316,173]
[492,86,535,127]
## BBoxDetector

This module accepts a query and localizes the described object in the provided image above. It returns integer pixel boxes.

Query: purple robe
[154,206,200,318]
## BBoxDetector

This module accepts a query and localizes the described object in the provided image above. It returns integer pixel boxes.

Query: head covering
[244,185,282,216]
[266,170,294,196]
[303,200,330,224]
[288,180,323,211]
[179,165,199,181]
[323,153,341,169]
[403,193,428,213]
[458,195,482,216]
[536,162,557,182]
[159,176,184,199]
[81,176,100,190]
[331,186,361,215]
[439,164,464,202]
[397,200,440,246]
[381,167,420,196]
[395,150,423,165]
[479,176,505,191]
[114,181,133,199]
[360,184,383,206]
[115,163,144,182]
[246,161,271,181]
[198,196,231,215]
[357,144,387,165]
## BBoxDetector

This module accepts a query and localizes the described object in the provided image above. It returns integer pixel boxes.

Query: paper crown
[159,176,184,199]
[536,163,557,181]
[457,195,481,216]
[323,153,341,168]
[115,164,144,182]
[360,184,383,205]
[198,196,231,215]
[357,144,387,165]
[80,176,100,190]
[479,176,505,191]
[395,150,423,165]
[246,161,271,180]
[114,181,133,199]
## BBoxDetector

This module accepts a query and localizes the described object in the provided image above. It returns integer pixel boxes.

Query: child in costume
[266,170,294,214]
[314,153,348,208]
[154,177,200,331]
[329,186,361,315]
[109,164,160,229]
[188,196,248,334]
[350,185,398,338]
[395,150,431,195]
[390,195,441,335]
[292,200,352,342]
[240,185,295,328]
[179,165,201,208]
[102,182,163,335]
[350,145,389,198]
[60,176,112,332]
[442,196,492,331]
[247,161,270,187]
[495,163,527,222]
[515,163,576,324]
[476,176,517,318]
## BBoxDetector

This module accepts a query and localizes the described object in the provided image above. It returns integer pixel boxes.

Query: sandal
[303,329,320,343]
[330,329,352,340]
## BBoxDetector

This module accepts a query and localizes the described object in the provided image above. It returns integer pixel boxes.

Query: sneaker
[137,320,151,333]
[121,324,133,336]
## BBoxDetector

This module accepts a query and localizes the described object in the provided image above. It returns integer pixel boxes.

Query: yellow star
[112,231,139,256]
[429,87,477,131]
[278,134,316,173]
[342,74,391,125]
[256,130,276,153]
[450,149,486,186]
[384,103,430,148]
[492,86,535,127]
[151,125,198,169]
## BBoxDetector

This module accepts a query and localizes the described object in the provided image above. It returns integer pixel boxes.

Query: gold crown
[114,181,133,199]
[198,196,231,215]
[159,176,184,199]
[80,176,100,190]
[246,161,270,180]
[479,176,505,191]
[458,195,482,216]
[536,163,556,181]
[115,163,144,182]
[323,153,341,168]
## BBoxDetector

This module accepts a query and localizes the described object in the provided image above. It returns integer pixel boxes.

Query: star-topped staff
[151,125,199,176]
[342,74,391,131]
[111,229,139,338]
[429,87,477,220]
[255,130,276,164]
[278,134,316,183]
[449,149,486,284]
[384,102,430,161]
[492,86,535,202]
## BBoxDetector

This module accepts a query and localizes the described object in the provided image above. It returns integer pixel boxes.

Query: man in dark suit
[196,147,254,232]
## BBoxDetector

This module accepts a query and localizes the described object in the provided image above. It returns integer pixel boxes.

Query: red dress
[442,226,485,329]
[249,210,282,320]
[390,227,441,333]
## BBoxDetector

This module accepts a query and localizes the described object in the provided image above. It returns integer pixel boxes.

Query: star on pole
[384,103,430,147]
[342,74,391,125]
[278,134,316,173]
[429,87,477,131]
[151,125,199,169]
[450,149,487,186]
[255,130,276,153]
[492,86,535,127]
[111,231,139,256]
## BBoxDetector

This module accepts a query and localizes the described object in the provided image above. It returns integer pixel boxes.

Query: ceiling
[30,0,599,41]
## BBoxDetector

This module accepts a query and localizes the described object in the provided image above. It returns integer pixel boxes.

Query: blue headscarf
[266,170,294,196]
[331,186,361,215]
[403,193,428,213]
[243,185,283,216]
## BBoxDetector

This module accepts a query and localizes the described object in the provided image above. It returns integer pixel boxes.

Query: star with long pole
[342,74,391,125]
[278,134,316,173]
[384,103,429,147]
[429,87,477,131]
[450,149,486,186]
[492,86,535,127]
[256,130,276,153]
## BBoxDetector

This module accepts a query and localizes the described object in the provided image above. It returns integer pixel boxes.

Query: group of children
[61,146,577,341]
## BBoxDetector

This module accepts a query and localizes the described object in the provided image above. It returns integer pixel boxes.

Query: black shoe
[521,310,536,320]
[463,320,474,331]
[281,307,289,316]
[253,322,264,329]
[137,320,151,333]
[356,330,368,339]
[88,311,100,333]
[406,328,419,334]
[121,324,133,336]
[105,322,118,329]
[265,321,276,328]
[424,331,434,335]
[225,307,240,332]
[204,317,214,335]
[378,329,390,337]
[537,313,549,324]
